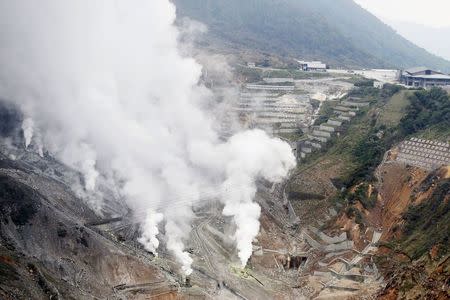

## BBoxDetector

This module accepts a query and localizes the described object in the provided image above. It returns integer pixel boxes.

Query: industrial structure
[297,60,328,72]
[399,67,450,88]
[246,84,295,91]
[235,88,312,134]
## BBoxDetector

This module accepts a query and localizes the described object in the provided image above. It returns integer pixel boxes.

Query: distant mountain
[386,20,450,62]
[172,0,450,72]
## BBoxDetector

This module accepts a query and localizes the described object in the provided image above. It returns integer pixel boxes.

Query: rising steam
[0,0,296,274]
[21,118,34,148]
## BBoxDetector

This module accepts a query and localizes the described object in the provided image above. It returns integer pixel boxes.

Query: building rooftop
[308,62,327,69]
[410,74,450,80]
[297,60,327,69]
[404,67,430,74]
[403,67,446,76]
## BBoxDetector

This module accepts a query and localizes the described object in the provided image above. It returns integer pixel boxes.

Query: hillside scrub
[377,89,411,127]
[353,79,374,87]
[298,86,449,220]
[174,0,450,71]
[400,88,450,136]
[345,87,449,187]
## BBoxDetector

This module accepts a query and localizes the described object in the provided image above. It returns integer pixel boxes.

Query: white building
[297,60,327,72]
[373,81,384,89]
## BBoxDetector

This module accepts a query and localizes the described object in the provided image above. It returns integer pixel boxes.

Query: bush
[354,79,374,87]
[348,86,379,98]
[400,88,450,136]
[343,129,386,186]
[353,184,376,209]
[380,83,403,99]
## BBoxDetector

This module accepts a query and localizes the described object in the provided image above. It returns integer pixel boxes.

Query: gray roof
[308,62,327,69]
[404,67,429,74]
[297,60,327,68]
[404,67,444,75]
[410,74,450,80]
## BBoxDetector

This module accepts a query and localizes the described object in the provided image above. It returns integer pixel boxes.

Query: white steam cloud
[21,117,34,148]
[0,0,296,274]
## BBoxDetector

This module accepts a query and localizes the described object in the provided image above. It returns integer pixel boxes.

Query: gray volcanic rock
[0,149,177,300]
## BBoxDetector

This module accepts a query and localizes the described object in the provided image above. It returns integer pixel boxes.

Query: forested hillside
[173,0,450,71]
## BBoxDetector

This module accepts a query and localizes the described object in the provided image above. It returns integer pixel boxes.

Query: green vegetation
[263,69,331,80]
[377,90,412,127]
[288,191,325,201]
[236,66,263,82]
[400,88,450,136]
[295,85,389,195]
[379,84,404,100]
[335,87,449,187]
[353,184,377,209]
[345,206,364,226]
[174,0,450,71]
[235,65,333,83]
[353,79,374,87]
[276,131,304,143]
[313,102,335,125]
[401,179,450,259]
[341,75,367,84]
[288,83,449,294]
[350,128,386,185]
[295,85,449,216]
[413,124,450,142]
[333,183,377,215]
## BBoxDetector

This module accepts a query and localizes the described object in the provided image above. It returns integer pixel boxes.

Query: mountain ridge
[173,0,450,72]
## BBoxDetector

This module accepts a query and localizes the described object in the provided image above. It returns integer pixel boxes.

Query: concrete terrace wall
[396,138,450,171]
[246,84,295,91]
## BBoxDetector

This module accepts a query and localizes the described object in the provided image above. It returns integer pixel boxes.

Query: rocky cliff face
[0,105,183,299]
[0,149,181,300]
[375,165,449,300]
[327,151,450,299]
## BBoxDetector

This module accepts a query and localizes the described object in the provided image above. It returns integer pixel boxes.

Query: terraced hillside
[287,85,449,299]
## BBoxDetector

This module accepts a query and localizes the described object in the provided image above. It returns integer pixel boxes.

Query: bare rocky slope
[0,103,307,299]
[0,150,179,299]
[1,84,449,299]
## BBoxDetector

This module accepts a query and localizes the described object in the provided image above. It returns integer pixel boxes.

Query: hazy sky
[354,0,450,60]
[354,0,450,28]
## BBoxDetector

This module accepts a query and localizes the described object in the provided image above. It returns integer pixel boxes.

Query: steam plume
[21,118,33,148]
[0,0,296,273]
